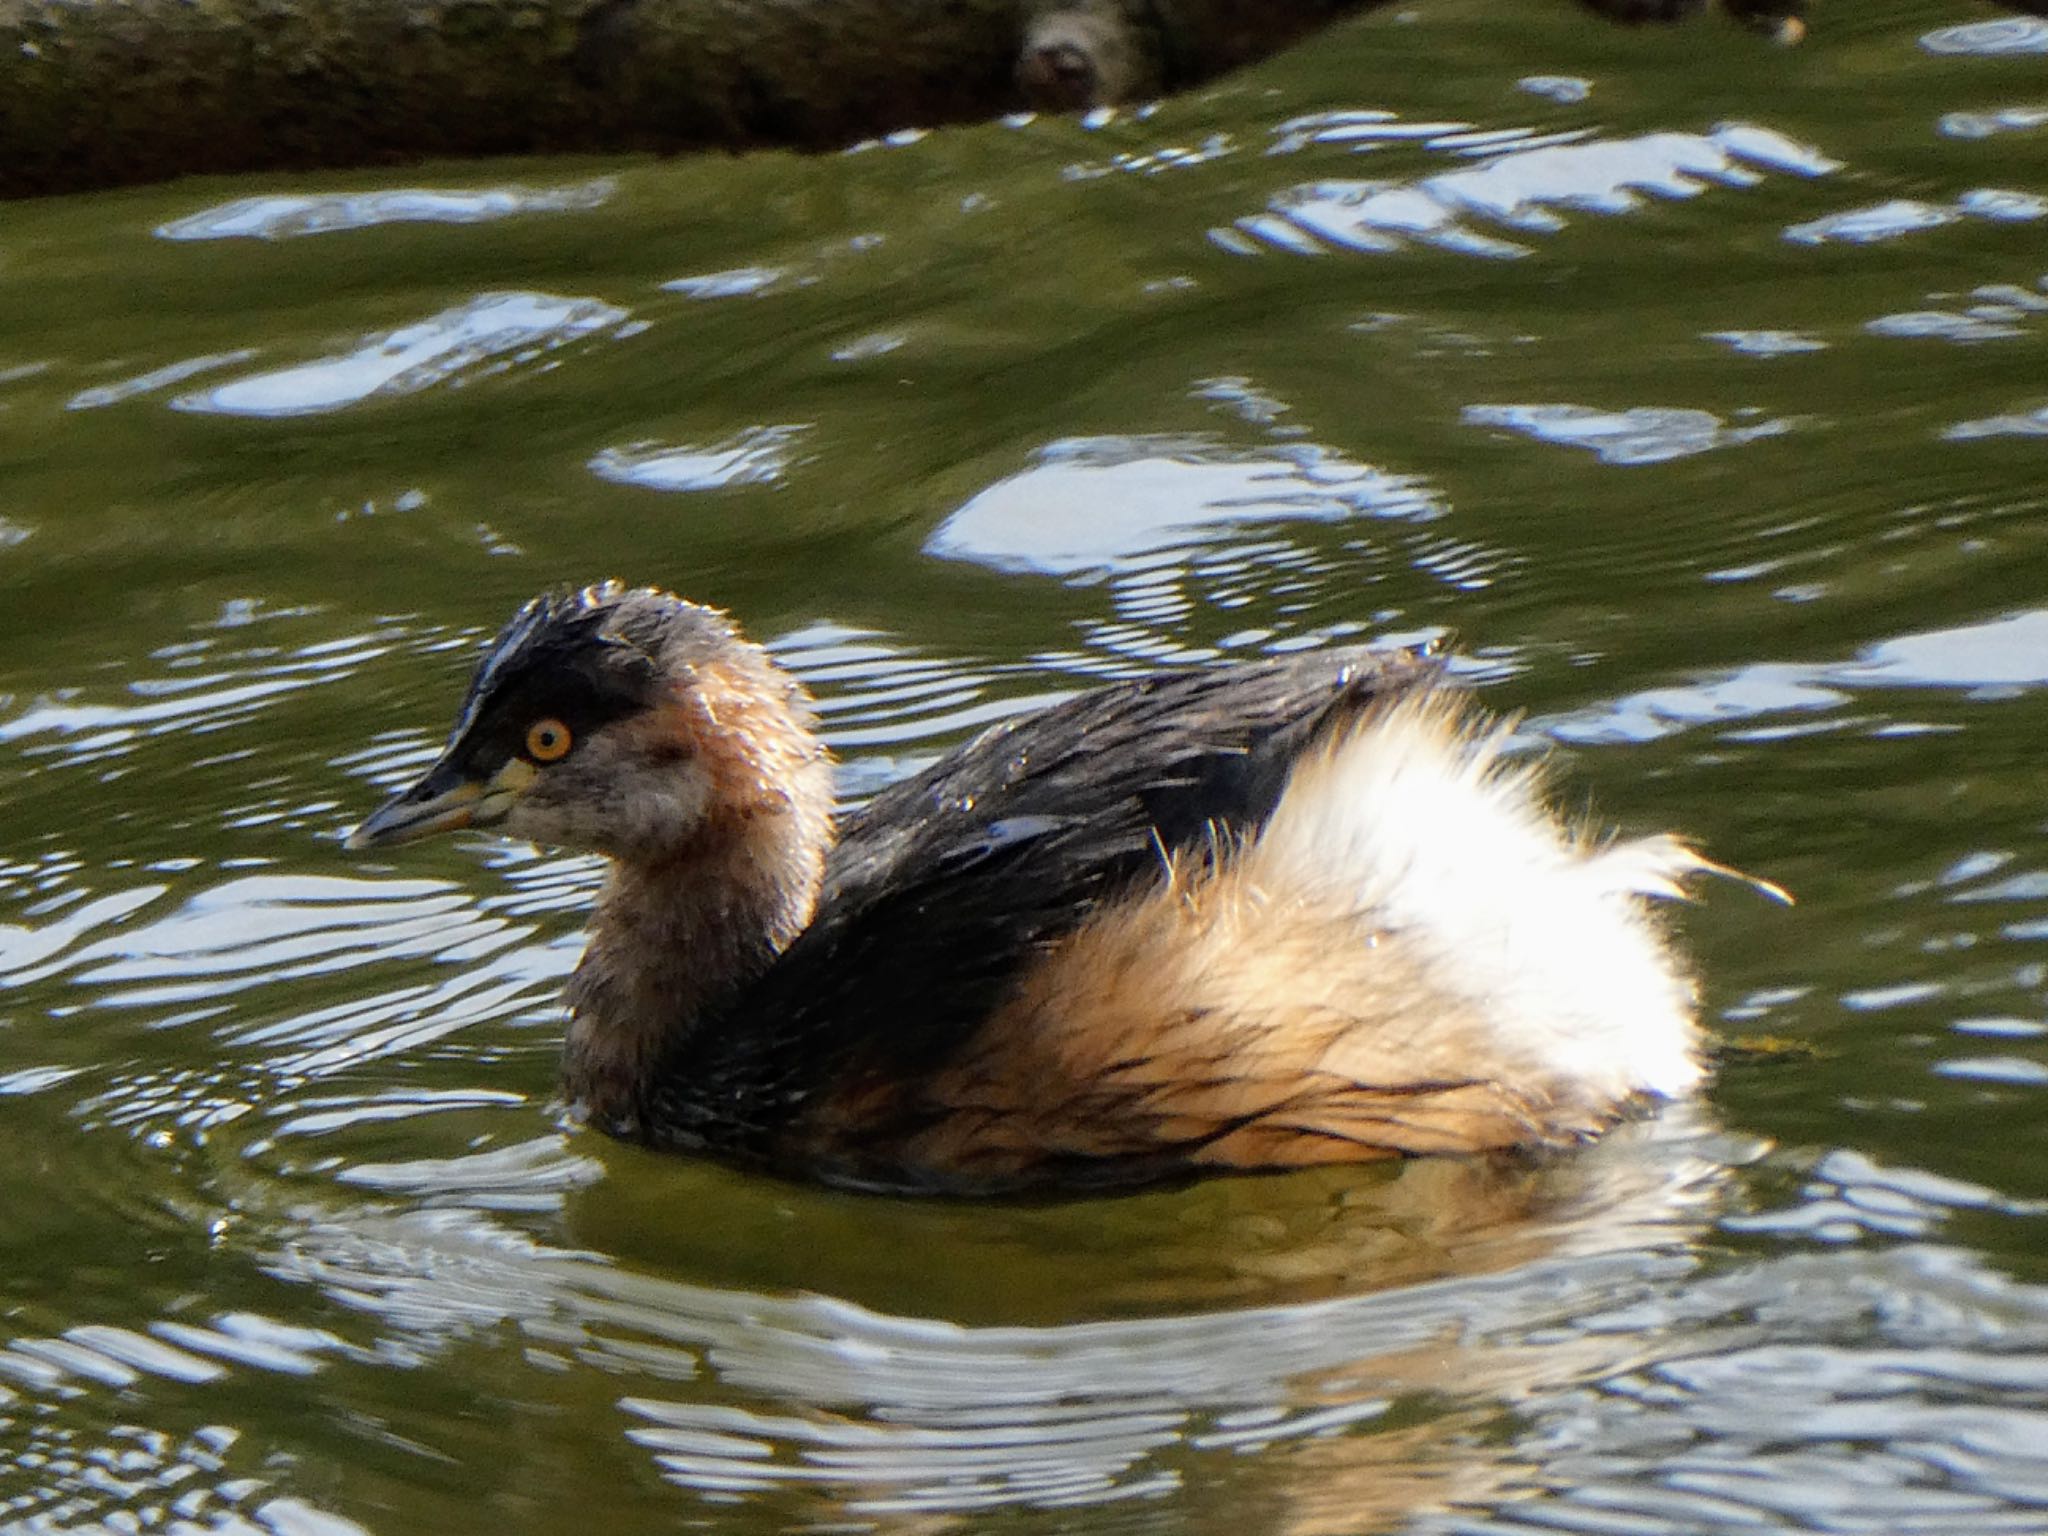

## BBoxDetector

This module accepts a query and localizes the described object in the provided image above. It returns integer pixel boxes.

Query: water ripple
[1726,1149,2046,1244]
[336,1133,603,1203]
[659,265,788,298]
[1921,18,2048,56]
[1413,1246,2048,1536]
[1519,76,1592,105]
[1063,131,1236,180]
[60,875,480,1003]
[2,628,395,769]
[589,425,811,491]
[1947,402,2048,440]
[66,349,260,411]
[1548,607,2048,744]
[173,292,632,417]
[157,1138,2042,1530]
[239,1118,1741,1521]
[1788,189,2048,246]
[0,883,167,988]
[1223,121,1836,259]
[925,433,1443,577]
[1266,108,1578,160]
[1703,328,1828,357]
[1941,104,2048,141]
[0,1377,370,1533]
[155,178,615,241]
[771,625,1021,791]
[1870,308,2032,344]
[1463,403,1794,465]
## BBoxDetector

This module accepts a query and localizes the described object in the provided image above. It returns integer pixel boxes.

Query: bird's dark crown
[442,582,716,774]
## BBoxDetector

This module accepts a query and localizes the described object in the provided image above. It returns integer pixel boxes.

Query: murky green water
[5,2,2048,1531]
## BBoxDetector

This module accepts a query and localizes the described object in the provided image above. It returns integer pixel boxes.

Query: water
[4,2,2048,1530]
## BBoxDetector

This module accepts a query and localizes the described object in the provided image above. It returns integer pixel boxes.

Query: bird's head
[348,582,827,863]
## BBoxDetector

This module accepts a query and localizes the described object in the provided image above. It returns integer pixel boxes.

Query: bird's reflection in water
[268,1104,1760,1529]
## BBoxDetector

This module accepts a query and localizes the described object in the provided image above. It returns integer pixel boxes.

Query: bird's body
[350,583,1765,1195]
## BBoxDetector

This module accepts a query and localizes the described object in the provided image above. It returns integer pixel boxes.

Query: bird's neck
[561,804,829,1133]
[558,628,836,1136]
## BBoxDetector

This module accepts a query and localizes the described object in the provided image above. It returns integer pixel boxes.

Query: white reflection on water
[226,930,570,1082]
[0,864,565,1076]
[30,866,574,1166]
[1940,1055,2048,1085]
[589,424,810,491]
[0,622,398,769]
[0,1064,82,1095]
[1868,277,2048,347]
[66,349,260,411]
[1703,329,1828,357]
[1724,1148,2047,1244]
[337,1132,603,1205]
[830,330,905,361]
[155,179,615,241]
[1062,131,1236,181]
[1787,197,1958,245]
[1868,309,2031,344]
[1787,188,2048,246]
[660,265,788,298]
[0,1321,377,1535]
[1947,402,2048,440]
[921,429,1507,677]
[1464,403,1794,465]
[1921,17,2048,56]
[0,1418,372,1536]
[1518,76,1592,105]
[925,434,1443,577]
[1406,1244,2048,1536]
[1223,122,1836,259]
[173,292,631,417]
[68,875,489,1004]
[1548,608,2048,744]
[772,623,1042,765]
[1264,109,1588,161]
[0,884,168,987]
[1941,104,2048,140]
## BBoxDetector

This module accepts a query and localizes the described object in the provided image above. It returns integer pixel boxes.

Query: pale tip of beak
[344,775,485,852]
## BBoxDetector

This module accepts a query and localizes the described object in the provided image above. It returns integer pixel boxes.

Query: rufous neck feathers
[559,644,835,1131]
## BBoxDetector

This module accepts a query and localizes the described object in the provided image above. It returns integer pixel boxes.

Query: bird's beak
[345,757,538,851]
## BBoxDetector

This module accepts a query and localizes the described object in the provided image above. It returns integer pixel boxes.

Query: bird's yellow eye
[525,719,573,763]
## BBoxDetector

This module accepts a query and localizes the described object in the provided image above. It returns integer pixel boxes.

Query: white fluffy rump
[939,684,1762,1169]
[1246,691,1721,1105]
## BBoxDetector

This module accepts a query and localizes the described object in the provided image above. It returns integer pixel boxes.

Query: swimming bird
[348,582,1771,1194]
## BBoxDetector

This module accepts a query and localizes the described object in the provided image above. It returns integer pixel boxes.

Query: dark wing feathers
[651,644,1443,1147]
[835,642,1442,899]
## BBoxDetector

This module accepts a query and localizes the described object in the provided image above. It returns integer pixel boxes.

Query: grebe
[348,582,1774,1194]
